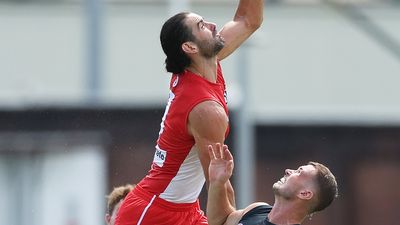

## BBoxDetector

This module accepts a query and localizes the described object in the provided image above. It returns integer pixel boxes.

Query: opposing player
[115,1,263,224]
[207,144,338,225]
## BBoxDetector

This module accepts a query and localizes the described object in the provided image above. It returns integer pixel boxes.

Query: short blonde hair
[106,184,135,215]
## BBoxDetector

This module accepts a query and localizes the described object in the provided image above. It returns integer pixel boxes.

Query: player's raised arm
[217,0,264,61]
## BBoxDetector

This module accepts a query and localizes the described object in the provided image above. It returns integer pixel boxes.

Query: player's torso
[139,64,229,204]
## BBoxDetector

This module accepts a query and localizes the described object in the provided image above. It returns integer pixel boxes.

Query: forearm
[207,181,236,225]
[235,0,264,28]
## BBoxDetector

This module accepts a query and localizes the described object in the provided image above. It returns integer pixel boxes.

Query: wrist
[209,180,227,188]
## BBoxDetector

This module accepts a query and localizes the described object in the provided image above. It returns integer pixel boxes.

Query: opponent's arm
[206,144,270,225]
[206,144,236,225]
[217,0,264,61]
[188,101,236,207]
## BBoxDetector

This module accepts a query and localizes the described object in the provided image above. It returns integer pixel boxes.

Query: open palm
[208,143,234,184]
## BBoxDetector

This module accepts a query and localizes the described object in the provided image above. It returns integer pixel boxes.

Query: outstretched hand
[208,143,234,185]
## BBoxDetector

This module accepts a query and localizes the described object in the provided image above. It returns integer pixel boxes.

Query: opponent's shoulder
[223,202,270,225]
[242,202,271,216]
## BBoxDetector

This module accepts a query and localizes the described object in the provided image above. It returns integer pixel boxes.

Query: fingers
[214,143,222,159]
[227,160,234,173]
[208,143,223,159]
[208,143,233,161]
[208,145,216,159]
[223,145,233,161]
[223,144,234,172]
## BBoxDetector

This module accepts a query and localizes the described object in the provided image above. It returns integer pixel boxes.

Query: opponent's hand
[208,143,234,185]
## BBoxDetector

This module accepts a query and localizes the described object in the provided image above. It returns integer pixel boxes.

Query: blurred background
[1,0,400,224]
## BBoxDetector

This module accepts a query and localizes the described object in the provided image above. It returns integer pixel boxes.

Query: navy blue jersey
[238,204,300,225]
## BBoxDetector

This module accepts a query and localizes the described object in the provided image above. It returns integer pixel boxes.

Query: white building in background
[0,131,108,225]
[0,0,399,125]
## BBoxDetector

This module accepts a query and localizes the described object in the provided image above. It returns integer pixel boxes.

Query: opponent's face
[272,165,317,200]
[185,13,225,58]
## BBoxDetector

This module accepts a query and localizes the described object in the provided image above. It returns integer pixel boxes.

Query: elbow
[250,16,263,30]
[246,16,263,32]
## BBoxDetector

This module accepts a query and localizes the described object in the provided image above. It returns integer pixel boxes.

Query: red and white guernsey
[138,62,229,204]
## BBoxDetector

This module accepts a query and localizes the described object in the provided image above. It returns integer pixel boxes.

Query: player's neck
[268,200,305,225]
[187,57,218,83]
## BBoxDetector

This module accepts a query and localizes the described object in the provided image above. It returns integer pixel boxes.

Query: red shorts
[115,185,208,225]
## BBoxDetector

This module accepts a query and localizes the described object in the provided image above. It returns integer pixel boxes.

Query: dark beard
[197,36,225,58]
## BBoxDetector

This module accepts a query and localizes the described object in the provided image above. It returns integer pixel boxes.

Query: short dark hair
[308,162,338,213]
[160,12,195,74]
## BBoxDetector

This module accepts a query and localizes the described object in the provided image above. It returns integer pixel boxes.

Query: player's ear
[298,189,313,200]
[182,41,198,54]
[105,213,111,225]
